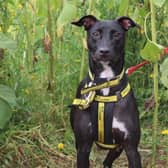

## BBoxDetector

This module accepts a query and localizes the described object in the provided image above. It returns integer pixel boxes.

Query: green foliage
[0,33,17,53]
[0,84,17,129]
[57,0,77,37]
[140,40,163,62]
[153,0,166,8]
[0,98,12,129]
[160,57,168,88]
[118,0,129,16]
[0,84,17,107]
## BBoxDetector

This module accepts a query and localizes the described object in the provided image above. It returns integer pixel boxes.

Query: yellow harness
[72,69,131,149]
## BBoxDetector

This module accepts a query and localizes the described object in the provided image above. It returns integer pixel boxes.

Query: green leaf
[104,0,113,9]
[160,58,168,88]
[37,0,47,17]
[51,0,62,10]
[0,98,12,129]
[0,85,17,108]
[153,0,166,8]
[0,33,17,53]
[37,0,62,17]
[118,0,129,16]
[57,0,77,37]
[140,40,163,63]
[8,0,15,5]
[138,7,148,19]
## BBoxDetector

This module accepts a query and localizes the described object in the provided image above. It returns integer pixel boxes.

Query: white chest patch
[112,117,128,139]
[101,88,110,96]
[99,62,115,79]
[99,61,115,96]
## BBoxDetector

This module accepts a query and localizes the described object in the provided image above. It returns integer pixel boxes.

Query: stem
[150,0,159,167]
[1,1,8,33]
[24,2,33,72]
[47,0,55,90]
[79,0,94,81]
[79,38,86,81]
[88,0,94,13]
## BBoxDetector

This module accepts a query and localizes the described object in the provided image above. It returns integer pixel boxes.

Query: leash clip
[84,90,96,105]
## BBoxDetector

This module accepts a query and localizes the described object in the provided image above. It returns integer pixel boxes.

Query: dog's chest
[91,102,128,147]
[99,62,115,95]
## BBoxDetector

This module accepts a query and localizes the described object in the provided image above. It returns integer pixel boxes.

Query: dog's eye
[111,30,121,39]
[113,32,121,37]
[92,31,101,38]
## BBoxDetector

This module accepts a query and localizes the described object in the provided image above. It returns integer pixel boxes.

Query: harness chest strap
[95,83,131,102]
[95,101,118,149]
[96,83,131,149]
[98,102,104,142]
[72,83,131,108]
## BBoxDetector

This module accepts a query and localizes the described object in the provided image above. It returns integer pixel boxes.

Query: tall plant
[149,0,158,166]
[24,1,34,72]
[140,0,167,167]
[47,0,55,90]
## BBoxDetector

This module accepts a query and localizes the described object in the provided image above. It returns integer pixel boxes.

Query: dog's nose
[99,48,110,55]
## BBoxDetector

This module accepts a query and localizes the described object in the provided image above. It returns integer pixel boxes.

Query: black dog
[70,15,142,168]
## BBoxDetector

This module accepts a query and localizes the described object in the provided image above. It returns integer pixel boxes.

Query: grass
[0,125,74,168]
[0,119,167,167]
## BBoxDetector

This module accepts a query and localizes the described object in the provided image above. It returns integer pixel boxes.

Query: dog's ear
[116,16,140,31]
[71,15,98,30]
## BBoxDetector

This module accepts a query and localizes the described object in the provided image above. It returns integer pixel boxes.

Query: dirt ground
[55,146,167,168]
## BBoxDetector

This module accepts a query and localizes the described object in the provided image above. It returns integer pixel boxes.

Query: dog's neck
[89,54,124,80]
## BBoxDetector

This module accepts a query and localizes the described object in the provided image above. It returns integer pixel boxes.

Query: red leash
[126,47,168,76]
[164,47,168,54]
[126,61,150,76]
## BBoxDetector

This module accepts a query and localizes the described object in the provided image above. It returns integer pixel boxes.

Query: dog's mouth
[92,54,112,62]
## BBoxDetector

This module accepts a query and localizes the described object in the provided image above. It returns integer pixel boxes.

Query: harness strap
[97,103,118,149]
[88,68,94,80]
[72,69,130,149]
[81,68,125,95]
[95,83,131,102]
[98,102,104,143]
[95,141,118,149]
[96,83,130,149]
[72,83,131,109]
[72,91,96,110]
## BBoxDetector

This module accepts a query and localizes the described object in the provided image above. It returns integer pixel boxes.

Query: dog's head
[72,15,139,64]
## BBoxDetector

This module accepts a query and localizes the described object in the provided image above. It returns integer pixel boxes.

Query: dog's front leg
[76,141,93,168]
[71,108,94,168]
